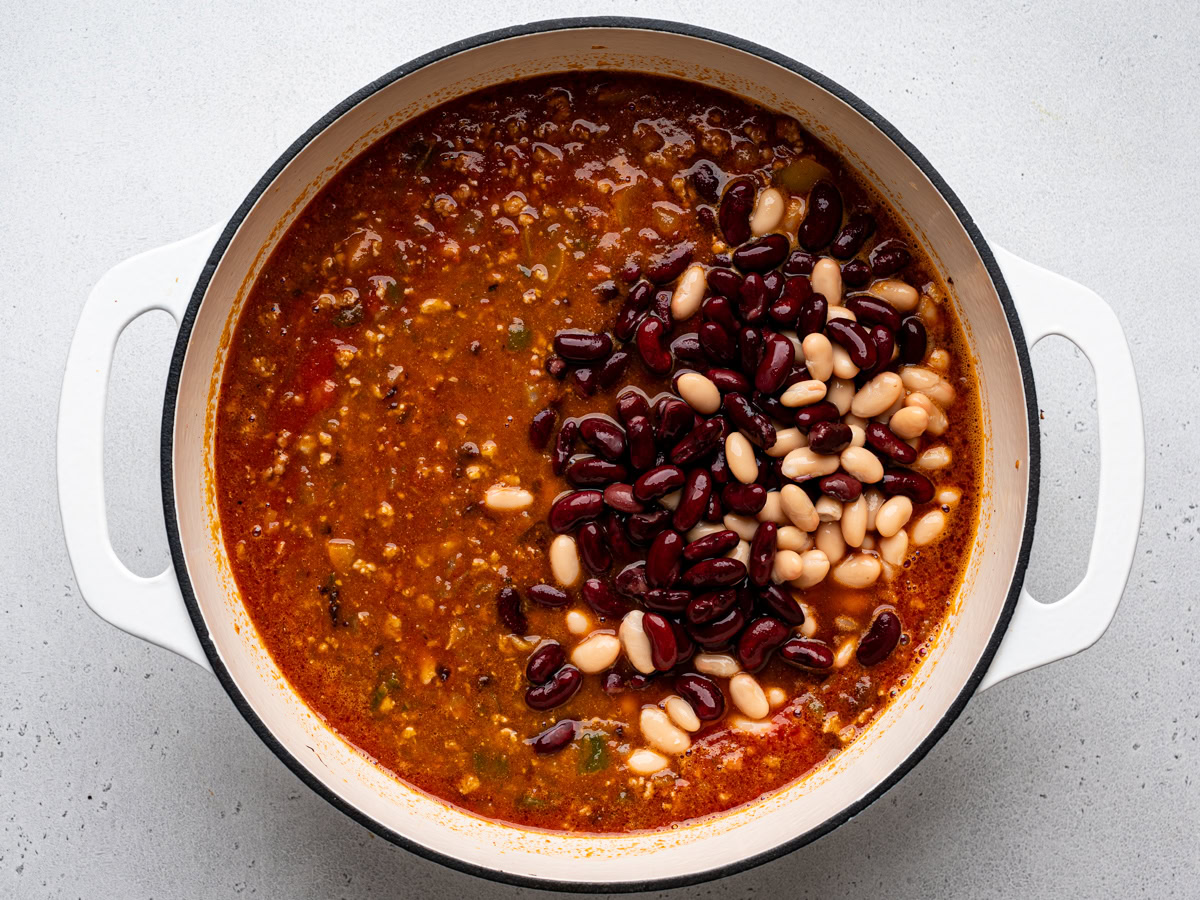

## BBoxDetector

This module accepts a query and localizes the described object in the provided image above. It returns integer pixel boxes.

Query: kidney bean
[553,329,612,361]
[738,273,768,323]
[635,315,672,375]
[626,507,673,545]
[528,719,577,754]
[722,393,777,449]
[819,472,863,502]
[732,233,790,273]
[596,349,632,389]
[683,529,740,562]
[576,521,612,574]
[706,266,743,300]
[671,620,696,667]
[768,276,811,326]
[738,326,765,375]
[642,612,678,671]
[616,388,650,424]
[604,483,644,514]
[841,258,871,288]
[830,211,876,260]
[626,672,658,691]
[669,420,722,469]
[613,299,647,342]
[600,669,625,695]
[529,408,556,451]
[634,465,686,502]
[527,583,570,608]
[758,457,784,491]
[779,636,835,671]
[496,586,527,635]
[751,392,787,423]
[869,238,911,276]
[736,616,789,672]
[702,293,741,334]
[796,293,829,337]
[755,333,796,394]
[881,468,935,504]
[645,529,685,588]
[690,160,721,203]
[704,490,724,522]
[675,673,726,720]
[699,320,737,366]
[654,398,694,446]
[685,588,738,626]
[793,400,840,432]
[798,181,843,251]
[858,609,902,666]
[898,316,928,365]
[619,563,653,600]
[844,295,902,331]
[651,288,673,322]
[579,579,627,620]
[865,324,894,378]
[551,420,578,475]
[687,606,747,650]
[569,367,598,398]
[826,318,878,370]
[673,467,713,532]
[526,641,566,684]
[682,557,747,588]
[670,332,706,368]
[866,422,918,464]
[578,416,625,461]
[719,177,755,245]
[603,511,638,562]
[525,665,582,710]
[644,588,692,614]
[548,490,604,533]
[566,456,628,487]
[807,421,852,455]
[761,269,784,299]
[645,241,695,284]
[748,522,777,587]
[722,482,768,515]
[707,367,751,395]
[783,249,818,275]
[760,583,805,625]
[622,414,655,472]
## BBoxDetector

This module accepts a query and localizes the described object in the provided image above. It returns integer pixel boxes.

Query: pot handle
[58,225,224,671]
[977,245,1144,690]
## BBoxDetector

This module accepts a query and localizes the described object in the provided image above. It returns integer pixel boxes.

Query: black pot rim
[160,15,1040,894]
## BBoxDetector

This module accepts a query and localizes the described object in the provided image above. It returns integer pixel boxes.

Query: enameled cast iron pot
[57,19,1145,891]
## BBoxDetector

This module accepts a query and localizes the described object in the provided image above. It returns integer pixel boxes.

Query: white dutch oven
[57,19,1145,891]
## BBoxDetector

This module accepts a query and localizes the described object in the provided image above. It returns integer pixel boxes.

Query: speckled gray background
[3,1,1197,897]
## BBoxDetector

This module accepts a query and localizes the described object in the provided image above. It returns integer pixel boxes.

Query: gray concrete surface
[3,1,1197,897]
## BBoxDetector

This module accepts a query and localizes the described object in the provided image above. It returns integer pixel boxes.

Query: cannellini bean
[927,377,957,408]
[801,333,834,382]
[917,445,953,470]
[815,522,846,565]
[850,372,904,418]
[937,486,962,507]
[791,550,830,589]
[841,495,868,548]
[868,278,919,311]
[640,706,691,755]
[729,673,770,719]
[875,495,913,537]
[781,447,840,481]
[687,521,726,542]
[826,377,855,415]
[780,483,820,531]
[664,695,701,733]
[900,366,941,392]
[928,348,951,371]
[832,552,882,588]
[879,529,909,566]
[571,631,621,673]
[876,393,905,425]
[549,534,581,586]
[767,687,788,708]
[566,610,591,635]
[781,195,806,233]
[726,539,752,566]
[904,391,948,436]
[627,748,670,776]
[780,379,828,408]
[918,295,941,325]
[670,264,707,320]
[815,495,843,523]
[864,488,885,531]
[833,638,856,669]
[766,427,807,457]
[750,187,787,236]
[889,405,929,440]
[811,257,843,305]
[659,490,682,511]
[911,510,947,546]
[849,424,866,448]
[831,344,860,379]
[827,305,857,323]
[843,413,868,429]
[620,610,655,674]
[798,601,819,634]
[776,525,811,552]
[676,371,721,414]
[860,533,876,551]
[725,432,759,484]
[694,652,740,678]
[723,513,759,541]
[779,329,802,357]
[484,484,534,510]
[840,446,884,483]
[771,549,804,583]
[756,490,788,524]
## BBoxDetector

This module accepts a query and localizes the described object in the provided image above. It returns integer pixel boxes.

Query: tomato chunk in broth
[215,72,981,833]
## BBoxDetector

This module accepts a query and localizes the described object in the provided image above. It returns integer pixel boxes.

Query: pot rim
[159,16,1041,892]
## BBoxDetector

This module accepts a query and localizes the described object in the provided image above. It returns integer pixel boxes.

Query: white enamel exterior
[57,24,1144,888]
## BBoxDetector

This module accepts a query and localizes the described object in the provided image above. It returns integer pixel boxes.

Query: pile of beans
[499,175,961,762]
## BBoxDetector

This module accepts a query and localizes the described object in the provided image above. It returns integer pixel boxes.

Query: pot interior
[169,23,1030,886]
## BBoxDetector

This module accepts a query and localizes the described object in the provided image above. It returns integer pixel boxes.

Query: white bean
[565,610,591,635]
[840,446,884,483]
[694,652,740,678]
[801,332,834,382]
[780,379,828,408]
[750,187,787,236]
[827,305,857,323]
[780,483,820,531]
[781,195,805,233]
[927,378,957,408]
[826,377,855,415]
[772,549,804,583]
[664,695,701,733]
[549,534,581,586]
[841,495,868,548]
[776,525,811,552]
[726,539,751,566]
[917,445,953,470]
[765,426,807,458]
[484,484,534,511]
[791,549,830,589]
[833,638,856,669]
[725,432,759,484]
[658,490,681,511]
[723,513,759,541]
[879,529,909,566]
[937,486,962,507]
[928,348,951,371]
[815,522,846,565]
[627,748,669,776]
[911,509,947,546]
[868,278,919,311]
[620,610,655,674]
[640,706,691,755]
[889,405,929,440]
[904,391,948,436]
[875,495,913,537]
[811,257,843,305]
[864,488,885,531]
[729,673,770,720]
[815,495,842,523]
[850,372,904,418]
[832,552,882,588]
[831,344,860,379]
[670,264,707,320]
[687,521,726,542]
[676,371,721,414]
[756,490,788,524]
[571,631,621,673]
[849,424,866,448]
[900,365,941,392]
[781,447,840,481]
